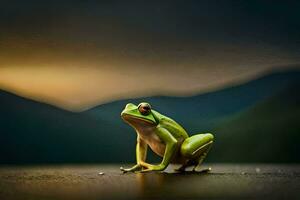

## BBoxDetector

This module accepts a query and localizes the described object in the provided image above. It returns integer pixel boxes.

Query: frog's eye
[138,103,151,115]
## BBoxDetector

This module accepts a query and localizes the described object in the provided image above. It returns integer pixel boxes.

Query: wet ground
[0,164,299,200]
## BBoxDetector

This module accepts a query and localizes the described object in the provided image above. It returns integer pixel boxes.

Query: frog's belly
[137,128,186,163]
[147,138,166,157]
[137,129,166,157]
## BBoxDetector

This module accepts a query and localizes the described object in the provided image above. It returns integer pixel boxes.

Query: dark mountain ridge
[0,69,299,163]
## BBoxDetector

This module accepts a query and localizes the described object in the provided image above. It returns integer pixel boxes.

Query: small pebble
[255,168,261,173]
[98,172,104,175]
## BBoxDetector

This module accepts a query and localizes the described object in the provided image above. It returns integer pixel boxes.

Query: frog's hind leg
[180,133,214,172]
[192,141,213,172]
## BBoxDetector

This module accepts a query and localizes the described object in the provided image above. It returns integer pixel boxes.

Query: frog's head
[121,102,157,128]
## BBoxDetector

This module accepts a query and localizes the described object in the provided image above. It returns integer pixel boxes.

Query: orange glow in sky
[1,2,299,111]
[0,56,298,111]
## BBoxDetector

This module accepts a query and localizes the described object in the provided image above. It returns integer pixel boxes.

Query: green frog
[120,102,214,173]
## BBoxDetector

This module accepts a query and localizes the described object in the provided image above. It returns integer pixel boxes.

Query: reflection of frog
[120,102,214,173]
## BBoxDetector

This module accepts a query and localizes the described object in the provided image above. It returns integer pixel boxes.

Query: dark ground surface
[0,164,299,200]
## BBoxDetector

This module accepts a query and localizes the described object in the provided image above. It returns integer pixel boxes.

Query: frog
[120,102,214,173]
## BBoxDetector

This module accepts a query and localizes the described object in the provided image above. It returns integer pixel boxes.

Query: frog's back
[152,110,189,139]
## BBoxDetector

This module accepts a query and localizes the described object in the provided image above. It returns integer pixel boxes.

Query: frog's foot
[192,166,212,173]
[139,164,166,173]
[120,164,142,173]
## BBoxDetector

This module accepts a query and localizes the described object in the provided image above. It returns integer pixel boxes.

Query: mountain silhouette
[0,90,130,163]
[0,69,299,164]
[211,82,300,162]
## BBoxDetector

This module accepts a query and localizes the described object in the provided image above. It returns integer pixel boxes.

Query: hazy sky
[0,1,299,111]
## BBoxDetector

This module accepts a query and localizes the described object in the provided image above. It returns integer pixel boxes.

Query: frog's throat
[121,114,157,125]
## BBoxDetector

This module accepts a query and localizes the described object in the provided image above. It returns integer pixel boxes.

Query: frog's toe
[120,166,128,173]
[120,164,142,173]
[192,167,212,173]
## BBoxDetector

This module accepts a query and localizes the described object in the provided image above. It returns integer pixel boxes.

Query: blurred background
[0,0,299,164]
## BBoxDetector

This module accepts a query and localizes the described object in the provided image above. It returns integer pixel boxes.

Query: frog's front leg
[120,136,147,173]
[140,127,179,172]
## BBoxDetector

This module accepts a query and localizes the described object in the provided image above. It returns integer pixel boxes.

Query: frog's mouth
[121,113,156,125]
